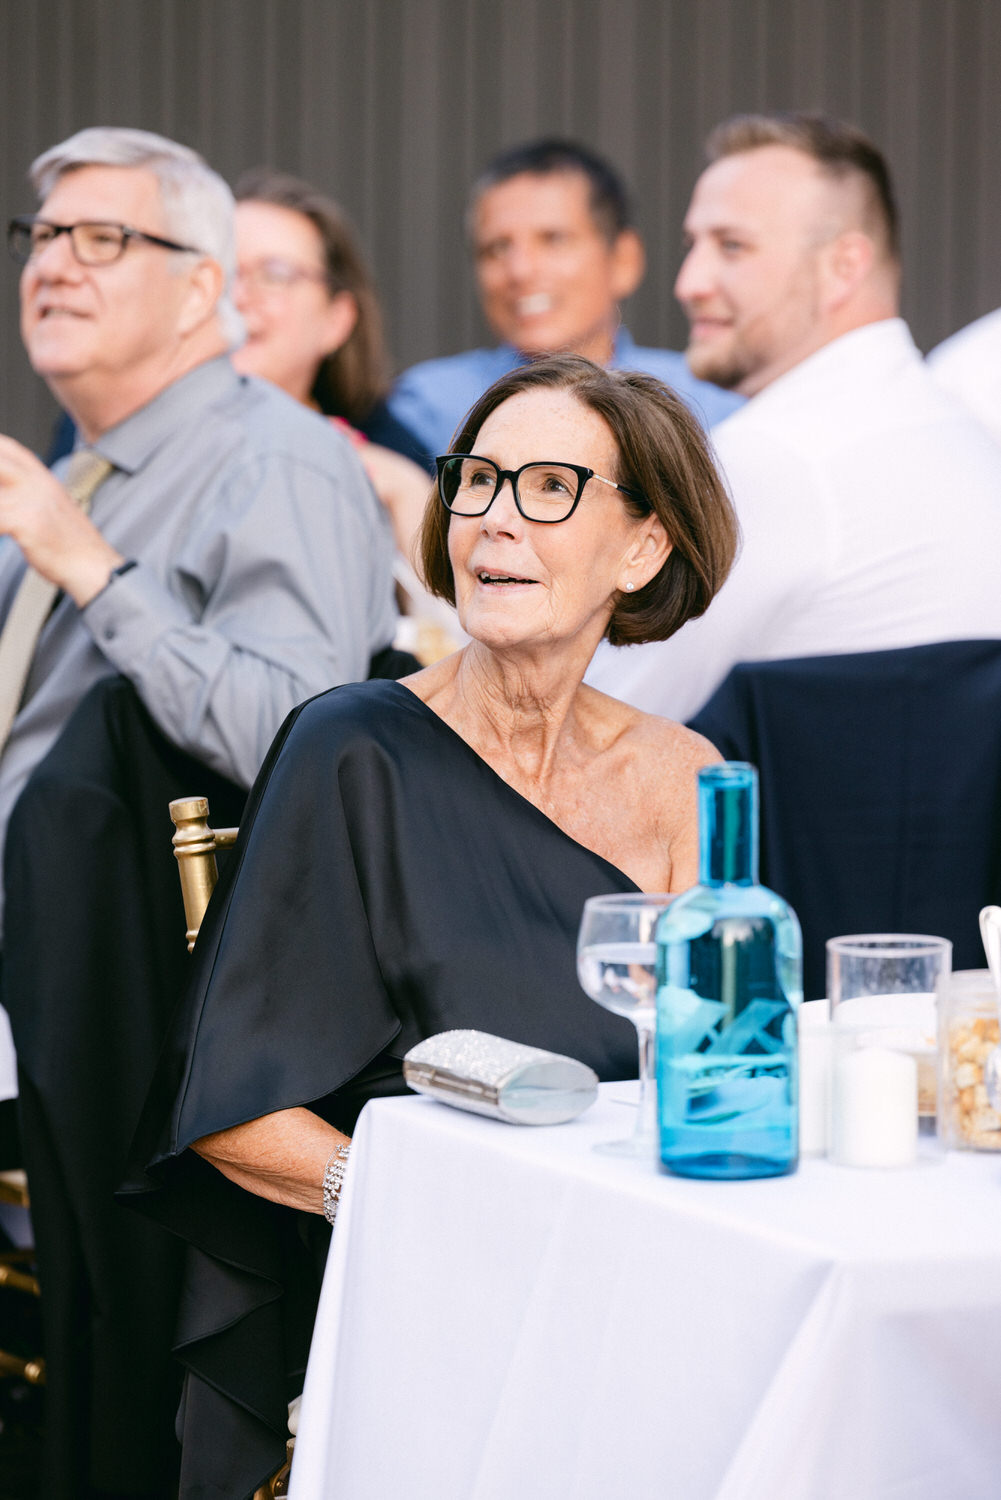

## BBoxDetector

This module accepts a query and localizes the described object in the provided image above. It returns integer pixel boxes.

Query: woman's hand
[193,1104,349,1215]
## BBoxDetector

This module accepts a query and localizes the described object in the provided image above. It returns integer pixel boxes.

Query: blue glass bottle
[655,763,802,1179]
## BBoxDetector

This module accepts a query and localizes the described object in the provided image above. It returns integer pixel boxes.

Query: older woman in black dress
[126,353,738,1498]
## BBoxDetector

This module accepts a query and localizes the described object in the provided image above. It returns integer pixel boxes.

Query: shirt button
[103,625,117,642]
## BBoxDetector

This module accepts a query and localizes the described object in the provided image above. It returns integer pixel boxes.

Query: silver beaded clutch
[403,1029,599,1125]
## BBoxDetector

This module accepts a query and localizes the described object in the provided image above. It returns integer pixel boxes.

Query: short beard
[685,340,751,391]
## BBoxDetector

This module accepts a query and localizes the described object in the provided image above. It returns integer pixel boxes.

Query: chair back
[689,641,1001,998]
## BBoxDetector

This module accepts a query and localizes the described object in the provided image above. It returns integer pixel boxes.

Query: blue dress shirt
[388,328,743,463]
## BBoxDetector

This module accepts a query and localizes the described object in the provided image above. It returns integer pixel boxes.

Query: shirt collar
[88,356,239,475]
[749,318,915,406]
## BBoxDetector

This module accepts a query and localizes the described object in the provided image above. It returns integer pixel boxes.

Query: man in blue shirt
[388,139,740,461]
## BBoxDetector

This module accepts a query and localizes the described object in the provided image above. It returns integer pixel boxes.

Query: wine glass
[577,892,674,1156]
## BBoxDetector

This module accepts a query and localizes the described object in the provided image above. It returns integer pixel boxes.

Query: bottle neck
[698,764,759,886]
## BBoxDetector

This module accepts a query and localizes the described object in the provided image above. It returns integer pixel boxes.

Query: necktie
[0,449,114,751]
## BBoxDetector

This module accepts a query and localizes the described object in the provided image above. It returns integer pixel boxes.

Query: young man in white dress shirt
[586,112,1001,723]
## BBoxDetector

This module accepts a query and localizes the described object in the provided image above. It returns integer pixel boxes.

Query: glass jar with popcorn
[936,970,1001,1151]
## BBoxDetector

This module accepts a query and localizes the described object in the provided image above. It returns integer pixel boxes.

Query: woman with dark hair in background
[232,167,426,460]
[232,169,455,653]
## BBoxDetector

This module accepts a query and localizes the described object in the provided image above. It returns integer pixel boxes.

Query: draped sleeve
[122,679,638,1499]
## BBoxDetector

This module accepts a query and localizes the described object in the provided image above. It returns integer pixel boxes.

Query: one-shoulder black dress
[123,679,640,1499]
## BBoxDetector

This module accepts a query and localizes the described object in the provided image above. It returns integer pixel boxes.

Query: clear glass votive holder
[936,969,1001,1152]
[827,933,952,1013]
[826,933,950,1120]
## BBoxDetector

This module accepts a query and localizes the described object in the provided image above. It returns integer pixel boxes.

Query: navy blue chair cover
[689,641,1001,1000]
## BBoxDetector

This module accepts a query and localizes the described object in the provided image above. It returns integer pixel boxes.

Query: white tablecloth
[291,1084,1001,1500]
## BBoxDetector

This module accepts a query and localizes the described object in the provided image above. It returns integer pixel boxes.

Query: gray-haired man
[0,126,396,898]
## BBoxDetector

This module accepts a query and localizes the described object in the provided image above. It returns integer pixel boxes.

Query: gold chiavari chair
[168,796,239,951]
[0,1169,44,1388]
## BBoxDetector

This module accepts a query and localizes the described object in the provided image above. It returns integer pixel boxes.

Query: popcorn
[942,1015,1001,1150]
[953,1061,980,1090]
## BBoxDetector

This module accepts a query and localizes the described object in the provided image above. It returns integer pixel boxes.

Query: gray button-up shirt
[0,355,397,913]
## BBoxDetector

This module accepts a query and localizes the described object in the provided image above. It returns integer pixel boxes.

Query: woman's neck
[419,639,599,787]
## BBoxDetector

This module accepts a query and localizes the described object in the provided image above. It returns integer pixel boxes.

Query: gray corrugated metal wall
[1,0,999,451]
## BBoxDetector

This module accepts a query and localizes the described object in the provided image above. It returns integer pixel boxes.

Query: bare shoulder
[583,685,722,777]
[626,711,720,819]
[579,688,717,890]
[396,652,463,706]
[628,707,722,768]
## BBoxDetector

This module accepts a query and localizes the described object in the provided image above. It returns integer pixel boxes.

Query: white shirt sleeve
[586,423,835,723]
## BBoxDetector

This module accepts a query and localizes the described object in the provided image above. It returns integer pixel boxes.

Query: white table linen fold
[292,1084,1001,1500]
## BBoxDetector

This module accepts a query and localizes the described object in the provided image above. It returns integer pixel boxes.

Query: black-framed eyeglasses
[435,454,646,524]
[7,216,204,268]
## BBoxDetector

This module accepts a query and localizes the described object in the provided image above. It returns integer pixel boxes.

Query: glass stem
[635,1024,657,1143]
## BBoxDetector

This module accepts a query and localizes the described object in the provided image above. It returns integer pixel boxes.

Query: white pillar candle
[833,993,938,1116]
[831,1045,918,1168]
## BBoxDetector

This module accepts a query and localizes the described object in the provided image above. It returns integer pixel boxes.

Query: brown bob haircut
[419,354,738,647]
[234,167,390,425]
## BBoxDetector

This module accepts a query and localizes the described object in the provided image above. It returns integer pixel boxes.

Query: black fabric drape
[123,679,639,1500]
[688,641,1001,999]
[3,677,248,1498]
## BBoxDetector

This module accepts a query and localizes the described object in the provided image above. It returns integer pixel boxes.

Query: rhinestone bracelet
[321,1142,351,1226]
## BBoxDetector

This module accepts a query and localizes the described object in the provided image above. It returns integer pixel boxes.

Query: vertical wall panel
[0,0,999,452]
[976,2,1001,319]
